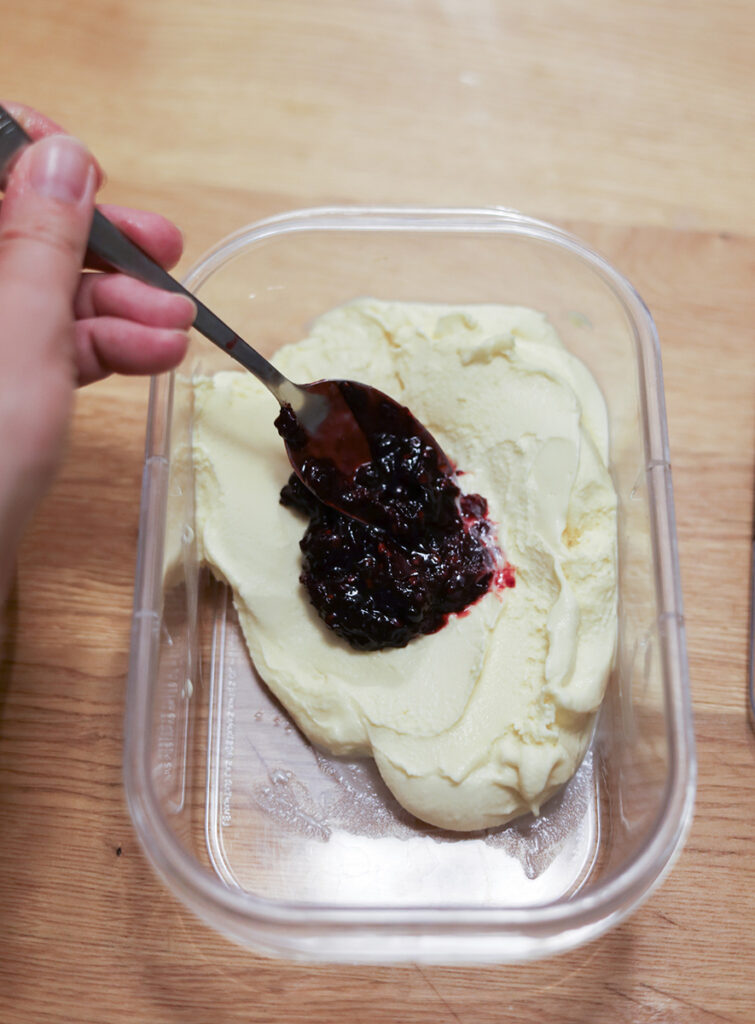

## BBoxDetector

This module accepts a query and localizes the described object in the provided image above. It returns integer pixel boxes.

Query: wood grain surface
[2,2,754,1022]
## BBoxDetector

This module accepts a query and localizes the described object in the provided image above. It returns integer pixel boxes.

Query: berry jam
[276,383,513,651]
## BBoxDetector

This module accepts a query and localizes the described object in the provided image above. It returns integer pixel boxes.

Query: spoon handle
[87,209,287,391]
[0,104,288,396]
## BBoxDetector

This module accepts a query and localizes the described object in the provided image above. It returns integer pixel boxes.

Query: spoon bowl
[275,378,455,530]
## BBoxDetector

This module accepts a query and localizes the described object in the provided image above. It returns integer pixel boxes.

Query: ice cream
[179,299,618,831]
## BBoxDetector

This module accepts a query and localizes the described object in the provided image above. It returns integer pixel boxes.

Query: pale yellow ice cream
[180,299,618,831]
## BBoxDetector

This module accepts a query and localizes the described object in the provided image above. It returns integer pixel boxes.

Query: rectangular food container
[124,207,695,963]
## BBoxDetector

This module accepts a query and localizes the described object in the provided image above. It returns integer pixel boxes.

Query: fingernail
[176,294,197,325]
[28,135,94,203]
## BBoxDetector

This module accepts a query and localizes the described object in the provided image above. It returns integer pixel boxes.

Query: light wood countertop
[1,2,754,1021]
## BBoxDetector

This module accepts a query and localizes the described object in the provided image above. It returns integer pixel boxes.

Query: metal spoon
[0,105,449,523]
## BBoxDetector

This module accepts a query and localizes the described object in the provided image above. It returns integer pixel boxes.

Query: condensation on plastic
[124,208,695,963]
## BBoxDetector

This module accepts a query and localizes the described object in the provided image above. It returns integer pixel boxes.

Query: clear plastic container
[124,207,695,963]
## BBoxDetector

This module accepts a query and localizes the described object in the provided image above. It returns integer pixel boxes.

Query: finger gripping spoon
[0,105,453,526]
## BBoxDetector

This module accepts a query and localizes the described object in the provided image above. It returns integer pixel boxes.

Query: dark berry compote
[276,382,512,651]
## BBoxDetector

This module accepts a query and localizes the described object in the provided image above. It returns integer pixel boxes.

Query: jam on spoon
[277,381,513,651]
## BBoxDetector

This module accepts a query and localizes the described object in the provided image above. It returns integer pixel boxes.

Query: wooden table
[2,2,754,1021]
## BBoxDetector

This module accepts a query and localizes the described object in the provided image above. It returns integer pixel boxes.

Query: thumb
[0,135,97,564]
[0,133,96,375]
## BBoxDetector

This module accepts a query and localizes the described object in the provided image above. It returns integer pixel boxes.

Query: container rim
[124,206,695,959]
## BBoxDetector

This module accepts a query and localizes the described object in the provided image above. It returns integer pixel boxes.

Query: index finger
[0,100,105,188]
[1,100,66,138]
[89,205,185,271]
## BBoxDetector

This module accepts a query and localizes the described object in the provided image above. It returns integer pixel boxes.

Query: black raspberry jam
[276,383,514,652]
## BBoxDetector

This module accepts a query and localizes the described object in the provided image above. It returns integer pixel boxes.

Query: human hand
[0,102,195,602]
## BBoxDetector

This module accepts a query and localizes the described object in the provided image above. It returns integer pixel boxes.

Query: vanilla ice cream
[178,299,618,831]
